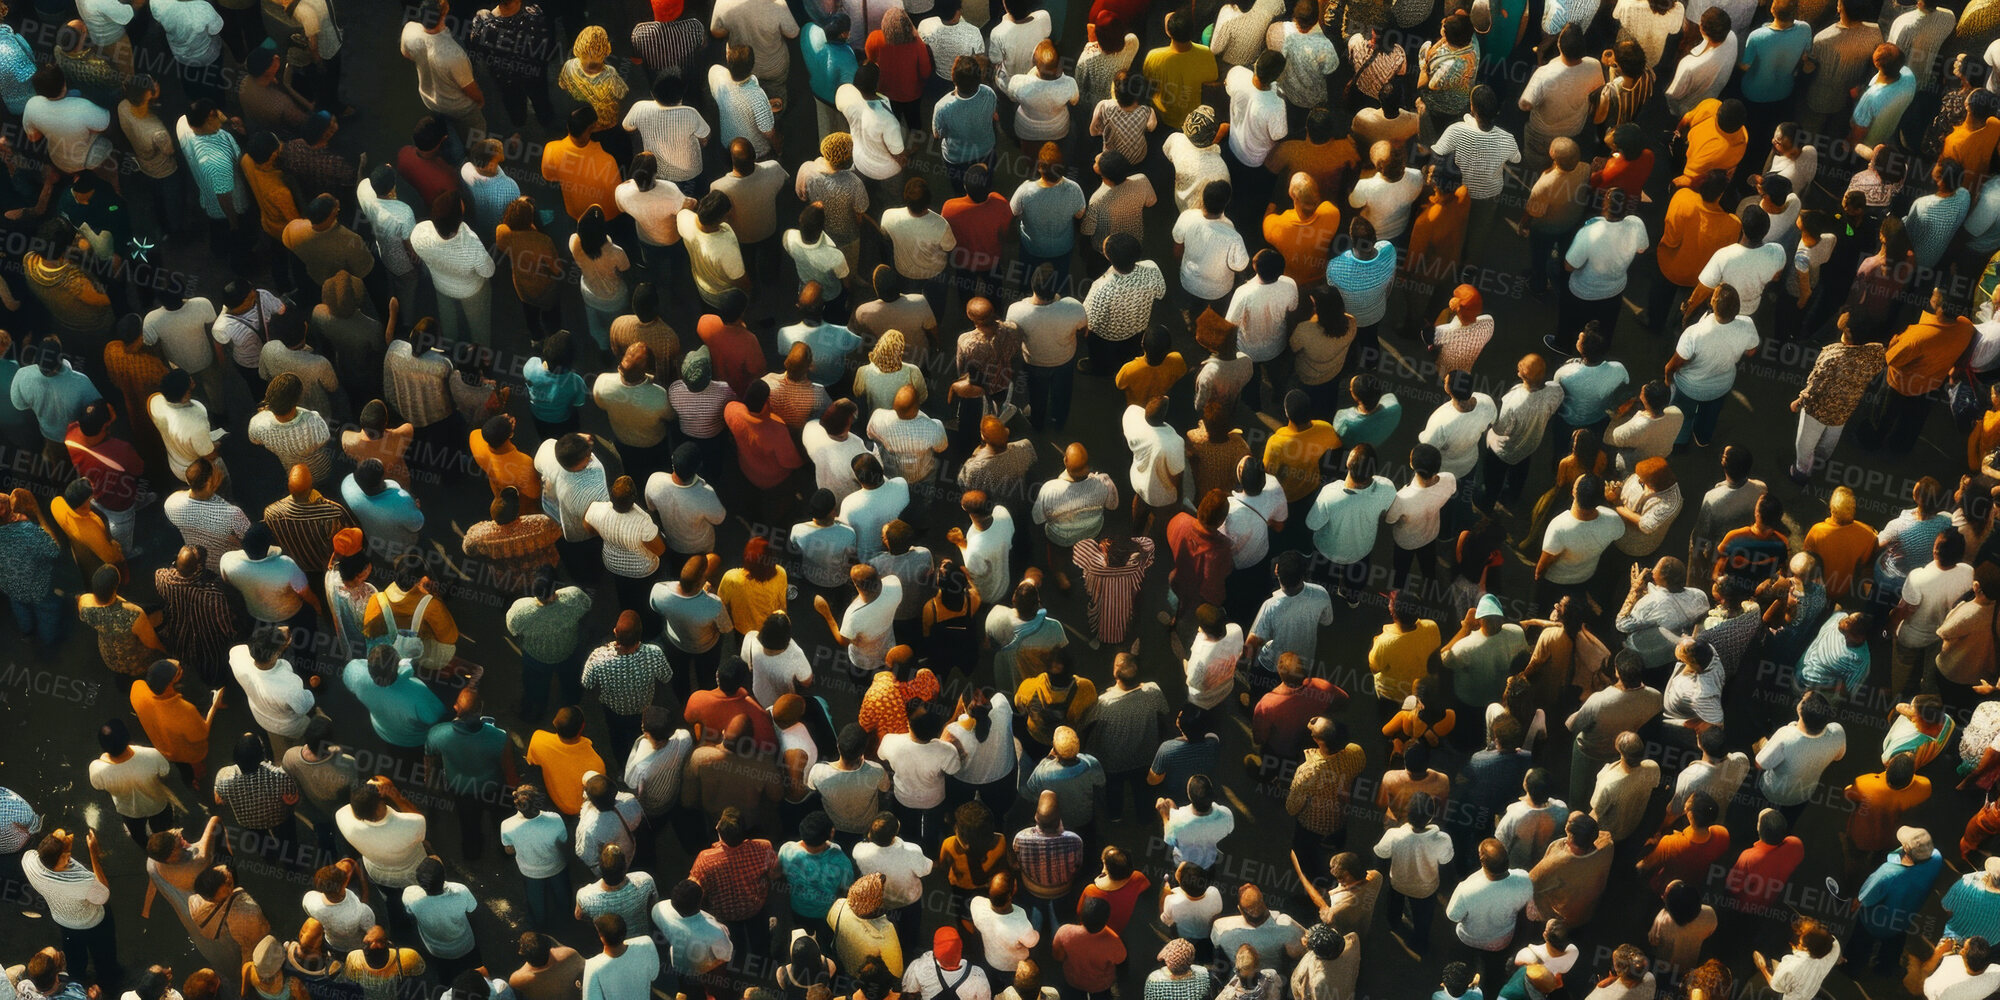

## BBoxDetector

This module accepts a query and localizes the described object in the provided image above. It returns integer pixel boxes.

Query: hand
[947,527,967,547]
[209,689,225,709]
[1790,397,1802,412]
[1463,607,1479,629]
[813,594,832,617]
[85,828,97,850]
[370,775,396,793]
[1630,563,1647,588]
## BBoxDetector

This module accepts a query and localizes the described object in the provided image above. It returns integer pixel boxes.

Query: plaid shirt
[689,838,778,921]
[102,340,169,412]
[1286,744,1363,835]
[213,761,299,829]
[281,139,358,203]
[632,18,707,78]
[1011,827,1083,896]
[581,642,673,715]
[0,787,40,852]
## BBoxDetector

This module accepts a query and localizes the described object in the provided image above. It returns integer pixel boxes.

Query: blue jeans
[9,588,63,645]
[1671,386,1726,446]
[1025,362,1075,431]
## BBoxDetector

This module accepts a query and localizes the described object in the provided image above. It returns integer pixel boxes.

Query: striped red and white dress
[1072,537,1154,645]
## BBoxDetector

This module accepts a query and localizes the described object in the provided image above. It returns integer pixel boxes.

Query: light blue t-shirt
[1010,178,1087,257]
[8,362,102,438]
[933,86,999,163]
[1553,359,1629,425]
[1326,241,1399,326]
[779,321,864,383]
[341,477,424,549]
[342,657,448,748]
[523,358,588,423]
[789,519,858,589]
[1852,67,1916,145]
[1305,476,1396,564]
[1738,23,1812,102]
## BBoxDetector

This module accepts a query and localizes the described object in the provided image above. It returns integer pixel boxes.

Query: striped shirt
[264,495,356,581]
[1073,537,1153,644]
[384,340,454,428]
[177,118,244,216]
[868,410,948,483]
[534,442,610,542]
[1011,827,1084,896]
[668,381,736,439]
[164,492,250,569]
[249,409,333,481]
[710,67,776,157]
[582,642,672,715]
[632,18,707,78]
[763,375,831,430]
[22,854,108,929]
[1432,120,1521,200]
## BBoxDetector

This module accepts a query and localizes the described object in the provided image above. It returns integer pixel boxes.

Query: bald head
[966,297,995,325]
[1288,172,1320,209]
[894,384,920,416]
[288,464,314,499]
[1063,443,1089,473]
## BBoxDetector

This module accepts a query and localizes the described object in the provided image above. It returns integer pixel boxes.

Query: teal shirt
[1738,23,1812,103]
[777,841,856,918]
[1305,475,1396,564]
[1331,395,1402,449]
[800,23,859,106]
[523,358,587,423]
[424,718,510,795]
[343,658,449,748]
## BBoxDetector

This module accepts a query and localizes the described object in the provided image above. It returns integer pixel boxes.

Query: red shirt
[697,315,770,397]
[864,34,933,103]
[1165,513,1231,606]
[395,145,458,215]
[64,425,143,511]
[1645,826,1731,897]
[1052,925,1127,992]
[1589,149,1654,203]
[944,194,1014,273]
[690,839,779,921]
[1088,0,1150,28]
[1078,872,1152,934]
[724,402,804,490]
[685,689,779,753]
[1724,835,1803,912]
[1252,678,1349,759]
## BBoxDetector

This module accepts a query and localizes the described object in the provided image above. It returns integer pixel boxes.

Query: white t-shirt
[1223,489,1287,568]
[616,179,687,246]
[877,732,963,809]
[88,749,172,818]
[1163,804,1236,867]
[745,632,814,705]
[1899,561,1977,648]
[1540,508,1627,584]
[1697,241,1788,315]
[851,837,936,908]
[1123,406,1187,507]
[1186,624,1246,709]
[1163,132,1230,211]
[1173,210,1251,301]
[1754,723,1846,806]
[1225,65,1289,164]
[337,807,428,886]
[1225,278,1301,363]
[841,577,905,671]
[1350,171,1424,240]
[988,11,1053,93]
[1387,473,1458,550]
[1671,314,1761,401]
[623,102,711,182]
[303,889,378,952]
[1418,398,1498,478]
[230,648,316,739]
[961,511,1014,605]
[500,811,570,878]
[1009,72,1079,140]
[583,501,663,579]
[1161,885,1225,938]
[399,23,477,115]
[880,208,957,280]
[1564,215,1650,300]
[968,896,1040,968]
[23,95,113,173]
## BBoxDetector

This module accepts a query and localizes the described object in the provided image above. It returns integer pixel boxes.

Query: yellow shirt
[1263,421,1342,502]
[718,568,789,636]
[524,731,604,815]
[1143,44,1219,129]
[1368,620,1440,701]
[1114,354,1187,406]
[52,496,122,573]
[469,432,542,502]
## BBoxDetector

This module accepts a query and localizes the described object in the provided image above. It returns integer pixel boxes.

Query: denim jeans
[10,588,63,645]
[1670,387,1726,446]
[1024,362,1075,431]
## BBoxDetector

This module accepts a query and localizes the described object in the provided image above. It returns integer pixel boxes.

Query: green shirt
[506,588,594,663]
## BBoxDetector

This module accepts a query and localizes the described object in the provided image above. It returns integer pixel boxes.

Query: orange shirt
[1885,313,1975,396]
[241,155,301,239]
[1845,771,1932,851]
[131,680,210,764]
[1264,201,1342,286]
[1972,409,2000,472]
[52,496,122,574]
[1265,138,1361,205]
[1944,116,2000,189]
[539,136,622,222]
[1804,518,1877,599]
[469,432,541,502]
[524,731,604,815]
[1680,100,1747,181]
[1657,189,1743,288]
[1407,187,1472,271]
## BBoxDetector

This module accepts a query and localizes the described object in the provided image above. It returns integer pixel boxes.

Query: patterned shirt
[263,495,354,580]
[250,409,333,482]
[633,18,707,78]
[0,26,34,113]
[384,340,453,428]
[468,4,555,81]
[1287,744,1363,834]
[690,839,779,921]
[281,139,357,203]
[357,181,418,275]
[804,166,869,246]
[0,787,39,853]
[179,119,244,216]
[464,516,562,591]
[1084,262,1167,340]
[668,381,736,439]
[933,86,1000,162]
[164,493,251,569]
[0,519,57,599]
[213,761,300,829]
[1798,341,1887,426]
[1012,826,1084,894]
[710,67,776,157]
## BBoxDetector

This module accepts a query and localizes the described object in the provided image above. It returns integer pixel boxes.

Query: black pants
[1384,890,1437,955]
[1845,919,1907,976]
[498,75,560,133]
[1558,284,1623,345]
[1479,445,1531,508]
[1103,767,1146,823]
[1392,543,1437,594]
[120,805,174,847]
[60,912,124,990]
[1878,390,1934,453]
[665,642,721,705]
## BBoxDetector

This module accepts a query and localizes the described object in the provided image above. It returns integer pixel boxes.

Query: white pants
[1793,410,1844,476]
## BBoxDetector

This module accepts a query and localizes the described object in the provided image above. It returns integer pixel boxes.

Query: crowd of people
[5,0,2000,998]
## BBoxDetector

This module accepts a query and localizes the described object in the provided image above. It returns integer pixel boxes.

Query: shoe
[1787,465,1811,486]
[1342,591,1362,609]
[1540,333,1577,358]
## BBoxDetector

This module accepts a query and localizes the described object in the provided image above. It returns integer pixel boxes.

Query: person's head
[1443,10,1473,45]
[1798,690,1833,734]
[1663,879,1703,925]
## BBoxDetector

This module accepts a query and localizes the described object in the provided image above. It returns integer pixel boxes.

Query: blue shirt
[9,362,102,439]
[1010,178,1086,257]
[1304,475,1396,564]
[342,657,448,748]
[800,24,859,106]
[1796,614,1869,691]
[1326,242,1398,326]
[1856,851,1944,935]
[1553,359,1629,425]
[777,841,856,918]
[341,477,425,549]
[1944,873,2000,942]
[524,358,588,423]
[1332,395,1403,448]
[778,321,864,383]
[1906,188,1972,271]
[933,86,999,163]
[1852,67,1917,145]
[0,26,33,114]
[1738,23,1812,102]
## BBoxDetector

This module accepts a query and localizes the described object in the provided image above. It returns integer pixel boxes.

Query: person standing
[1445,839,1534,996]
[23,828,122,990]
